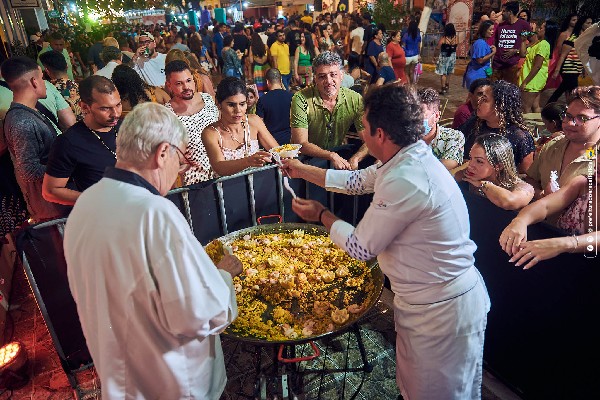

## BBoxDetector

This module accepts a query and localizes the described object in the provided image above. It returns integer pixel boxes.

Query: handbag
[413,62,423,82]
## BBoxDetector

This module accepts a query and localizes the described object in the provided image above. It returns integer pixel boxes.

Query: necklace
[221,122,245,146]
[88,125,117,158]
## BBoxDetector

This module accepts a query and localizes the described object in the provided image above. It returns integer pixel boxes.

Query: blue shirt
[213,33,224,56]
[256,89,294,145]
[402,32,421,57]
[378,66,396,84]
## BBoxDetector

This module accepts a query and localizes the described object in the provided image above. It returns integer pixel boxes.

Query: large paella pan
[207,223,384,345]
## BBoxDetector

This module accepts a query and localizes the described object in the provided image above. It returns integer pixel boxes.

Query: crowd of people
[0,4,598,400]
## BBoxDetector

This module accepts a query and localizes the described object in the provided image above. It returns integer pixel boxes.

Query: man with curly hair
[282,84,491,399]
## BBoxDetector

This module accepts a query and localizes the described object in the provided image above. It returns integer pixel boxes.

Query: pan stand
[245,323,372,400]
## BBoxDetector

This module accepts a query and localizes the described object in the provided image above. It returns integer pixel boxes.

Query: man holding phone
[132,32,167,87]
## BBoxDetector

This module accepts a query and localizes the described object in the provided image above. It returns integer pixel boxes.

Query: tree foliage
[361,0,411,31]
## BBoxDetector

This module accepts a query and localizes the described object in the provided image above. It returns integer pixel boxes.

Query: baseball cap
[138,32,155,41]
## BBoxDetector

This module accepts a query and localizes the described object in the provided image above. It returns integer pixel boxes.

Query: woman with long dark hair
[365,27,384,83]
[294,32,319,87]
[434,23,458,94]
[459,80,535,174]
[111,64,169,117]
[318,24,334,52]
[545,14,577,89]
[202,77,278,177]
[464,20,496,90]
[547,16,594,104]
[249,32,270,93]
[402,21,422,84]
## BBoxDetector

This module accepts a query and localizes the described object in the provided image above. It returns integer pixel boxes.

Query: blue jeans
[225,68,242,79]
[281,73,291,90]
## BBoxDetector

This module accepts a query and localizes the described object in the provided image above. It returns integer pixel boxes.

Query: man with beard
[42,76,122,206]
[164,60,219,185]
[290,51,368,170]
[132,32,167,87]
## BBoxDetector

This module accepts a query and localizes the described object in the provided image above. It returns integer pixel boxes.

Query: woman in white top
[202,77,279,177]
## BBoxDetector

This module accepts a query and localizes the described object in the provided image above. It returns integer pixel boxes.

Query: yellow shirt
[270,41,291,75]
[300,16,313,25]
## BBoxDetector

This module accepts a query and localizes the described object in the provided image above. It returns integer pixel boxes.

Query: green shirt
[519,39,550,92]
[290,86,364,150]
[38,46,74,81]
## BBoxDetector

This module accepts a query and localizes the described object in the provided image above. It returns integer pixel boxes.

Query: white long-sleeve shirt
[64,167,237,399]
[327,140,478,301]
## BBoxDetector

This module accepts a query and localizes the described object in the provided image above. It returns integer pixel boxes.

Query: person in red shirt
[491,1,530,84]
[452,78,491,129]
[386,31,407,84]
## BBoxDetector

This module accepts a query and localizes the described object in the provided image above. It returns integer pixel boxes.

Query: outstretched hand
[292,198,326,222]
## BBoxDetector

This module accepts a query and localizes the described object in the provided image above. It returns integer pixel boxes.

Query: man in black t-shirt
[286,19,303,79]
[232,24,250,78]
[256,68,294,145]
[43,76,122,206]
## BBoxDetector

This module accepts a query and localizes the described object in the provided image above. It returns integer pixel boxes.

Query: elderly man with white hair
[64,103,242,400]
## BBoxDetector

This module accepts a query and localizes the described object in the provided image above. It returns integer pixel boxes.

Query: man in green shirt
[290,51,368,169]
[38,32,74,81]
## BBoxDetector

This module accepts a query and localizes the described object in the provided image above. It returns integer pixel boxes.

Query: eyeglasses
[138,39,154,45]
[561,112,600,126]
[170,144,195,173]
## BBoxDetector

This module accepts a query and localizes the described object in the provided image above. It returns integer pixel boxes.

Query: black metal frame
[17,218,93,399]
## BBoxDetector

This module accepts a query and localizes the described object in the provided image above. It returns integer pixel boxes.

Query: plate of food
[270,144,302,159]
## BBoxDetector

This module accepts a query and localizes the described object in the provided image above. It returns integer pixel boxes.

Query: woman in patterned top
[202,77,279,177]
[455,134,534,210]
[500,163,598,269]
[547,16,594,104]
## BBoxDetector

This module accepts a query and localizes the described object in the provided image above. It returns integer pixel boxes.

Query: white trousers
[393,273,490,400]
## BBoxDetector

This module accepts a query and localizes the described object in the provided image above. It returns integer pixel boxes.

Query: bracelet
[569,235,579,252]
[478,180,490,196]
[318,208,327,224]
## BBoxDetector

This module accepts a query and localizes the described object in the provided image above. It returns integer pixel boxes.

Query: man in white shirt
[132,32,167,87]
[283,84,490,400]
[349,20,364,55]
[94,46,122,79]
[64,102,242,400]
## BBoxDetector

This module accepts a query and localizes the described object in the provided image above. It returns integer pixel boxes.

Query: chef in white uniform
[283,84,491,400]
[64,102,242,400]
